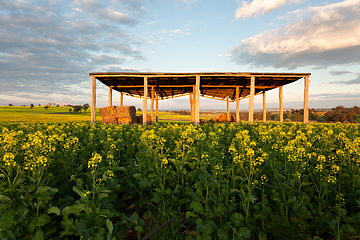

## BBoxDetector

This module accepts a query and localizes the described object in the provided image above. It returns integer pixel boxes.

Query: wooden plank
[236,87,240,123]
[90,72,311,79]
[304,76,310,124]
[91,75,96,124]
[109,86,113,107]
[151,86,154,124]
[120,92,123,106]
[116,84,277,89]
[263,92,266,123]
[222,89,234,100]
[248,76,255,124]
[279,86,283,124]
[143,77,148,125]
[195,76,200,124]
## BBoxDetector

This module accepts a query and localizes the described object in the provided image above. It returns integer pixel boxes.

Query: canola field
[1,121,360,240]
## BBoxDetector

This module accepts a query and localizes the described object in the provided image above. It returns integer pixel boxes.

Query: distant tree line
[69,103,90,113]
[171,110,190,115]
[323,106,360,123]
[253,106,359,123]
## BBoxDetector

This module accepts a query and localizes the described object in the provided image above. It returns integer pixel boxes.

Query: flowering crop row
[1,122,360,239]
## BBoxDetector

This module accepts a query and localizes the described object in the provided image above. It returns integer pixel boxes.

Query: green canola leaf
[202,223,213,235]
[239,227,251,239]
[36,214,51,227]
[186,211,197,219]
[48,206,60,215]
[217,228,228,240]
[0,194,11,202]
[106,219,113,235]
[190,201,203,213]
[72,186,83,198]
[30,230,44,240]
[98,193,109,201]
[62,204,86,215]
[133,173,141,179]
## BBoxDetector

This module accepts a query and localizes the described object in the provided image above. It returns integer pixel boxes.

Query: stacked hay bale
[114,106,136,124]
[100,106,136,124]
[212,113,235,122]
[100,106,117,124]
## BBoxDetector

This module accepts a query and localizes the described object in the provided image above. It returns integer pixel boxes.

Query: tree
[323,106,359,123]
[30,104,34,108]
[309,109,319,121]
[293,113,302,121]
[82,103,90,113]
[137,108,141,111]
[254,112,262,120]
[352,106,360,115]
[44,105,49,110]
[270,114,278,121]
[72,105,82,113]
[284,110,291,119]
[8,103,13,107]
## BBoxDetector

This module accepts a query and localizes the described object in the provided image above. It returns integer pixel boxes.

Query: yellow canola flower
[327,175,336,183]
[331,165,340,174]
[24,155,48,171]
[214,164,223,175]
[88,152,102,169]
[161,157,168,167]
[2,152,17,168]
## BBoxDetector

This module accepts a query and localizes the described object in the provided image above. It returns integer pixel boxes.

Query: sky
[1,0,360,110]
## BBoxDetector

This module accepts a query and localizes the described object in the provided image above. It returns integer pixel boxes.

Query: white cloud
[235,0,304,20]
[170,29,183,36]
[0,0,147,102]
[72,0,148,26]
[228,0,360,69]
[329,73,360,85]
[175,0,198,8]
[330,71,351,76]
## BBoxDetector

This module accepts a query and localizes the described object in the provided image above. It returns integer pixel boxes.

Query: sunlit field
[0,106,101,123]
[1,121,360,239]
[0,106,212,123]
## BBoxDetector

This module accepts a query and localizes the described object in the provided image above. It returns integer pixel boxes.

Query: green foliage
[1,122,360,239]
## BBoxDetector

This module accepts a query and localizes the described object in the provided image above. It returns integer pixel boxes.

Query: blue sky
[1,0,360,110]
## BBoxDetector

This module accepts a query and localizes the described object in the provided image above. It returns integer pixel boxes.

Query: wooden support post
[262,91,266,123]
[151,86,154,124]
[236,87,240,123]
[109,86,113,107]
[91,75,96,124]
[249,76,255,124]
[304,76,310,124]
[279,86,283,124]
[226,96,230,121]
[195,76,200,124]
[143,76,148,125]
[156,94,159,123]
[189,91,194,124]
[120,92,123,106]
[192,91,196,123]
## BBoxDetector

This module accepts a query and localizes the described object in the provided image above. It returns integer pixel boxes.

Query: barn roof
[89,72,311,101]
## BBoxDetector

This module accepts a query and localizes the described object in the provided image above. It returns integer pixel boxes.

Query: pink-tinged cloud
[229,0,360,69]
[235,0,304,20]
